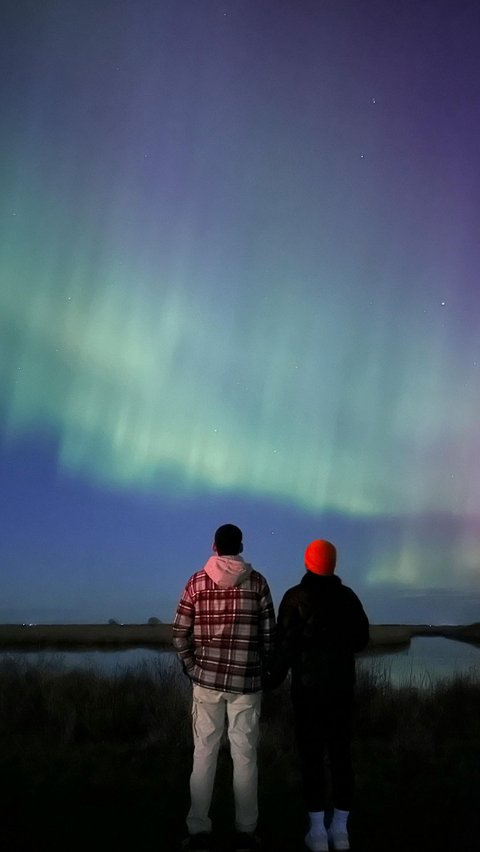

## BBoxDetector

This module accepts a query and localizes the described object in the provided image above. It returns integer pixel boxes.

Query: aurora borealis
[1,0,479,624]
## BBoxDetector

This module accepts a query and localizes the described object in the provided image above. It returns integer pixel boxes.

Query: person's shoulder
[279,582,302,604]
[185,567,204,580]
[250,568,269,586]
[249,568,275,596]
[185,568,207,589]
[339,580,365,605]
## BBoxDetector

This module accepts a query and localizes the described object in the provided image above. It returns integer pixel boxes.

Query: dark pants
[292,685,354,812]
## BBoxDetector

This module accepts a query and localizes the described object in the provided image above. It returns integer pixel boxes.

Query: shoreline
[0,622,478,652]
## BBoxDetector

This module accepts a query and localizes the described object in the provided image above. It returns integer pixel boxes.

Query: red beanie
[304,539,337,575]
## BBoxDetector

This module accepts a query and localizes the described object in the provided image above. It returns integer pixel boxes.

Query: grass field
[0,621,478,651]
[0,651,479,852]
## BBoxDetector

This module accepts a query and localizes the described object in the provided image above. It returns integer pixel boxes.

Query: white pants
[187,684,262,835]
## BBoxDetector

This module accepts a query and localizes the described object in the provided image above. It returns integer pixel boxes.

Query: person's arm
[350,592,370,653]
[259,580,276,653]
[265,589,298,689]
[258,579,276,682]
[172,583,196,676]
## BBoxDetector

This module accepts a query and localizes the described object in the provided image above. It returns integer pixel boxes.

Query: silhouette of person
[272,539,369,851]
[173,524,276,852]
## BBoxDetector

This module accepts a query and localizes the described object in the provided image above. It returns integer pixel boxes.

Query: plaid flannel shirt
[173,567,276,694]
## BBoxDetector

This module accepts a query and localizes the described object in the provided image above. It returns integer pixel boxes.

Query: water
[0,637,479,687]
[357,636,480,687]
[0,646,181,677]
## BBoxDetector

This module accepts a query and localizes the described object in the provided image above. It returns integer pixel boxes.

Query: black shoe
[234,832,261,852]
[182,833,213,851]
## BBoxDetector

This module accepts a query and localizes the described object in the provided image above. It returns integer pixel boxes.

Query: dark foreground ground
[0,656,479,852]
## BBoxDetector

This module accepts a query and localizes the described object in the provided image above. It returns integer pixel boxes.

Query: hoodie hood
[204,555,252,588]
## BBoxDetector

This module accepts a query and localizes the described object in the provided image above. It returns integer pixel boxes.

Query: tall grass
[0,655,479,851]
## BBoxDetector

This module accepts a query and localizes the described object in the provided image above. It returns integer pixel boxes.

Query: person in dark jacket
[273,539,369,852]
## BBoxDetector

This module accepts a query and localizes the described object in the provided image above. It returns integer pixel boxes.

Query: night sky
[1,0,479,625]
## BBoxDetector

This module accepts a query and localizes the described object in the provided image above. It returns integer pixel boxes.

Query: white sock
[308,811,326,833]
[330,808,349,832]
[305,812,328,852]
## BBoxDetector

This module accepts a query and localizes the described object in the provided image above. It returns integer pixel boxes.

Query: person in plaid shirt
[173,523,276,852]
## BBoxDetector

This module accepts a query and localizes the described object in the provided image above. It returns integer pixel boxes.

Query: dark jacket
[271,572,370,695]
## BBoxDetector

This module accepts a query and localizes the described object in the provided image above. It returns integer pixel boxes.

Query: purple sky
[1,0,479,624]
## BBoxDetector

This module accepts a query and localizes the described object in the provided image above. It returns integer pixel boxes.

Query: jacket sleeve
[349,591,370,653]
[172,582,196,675]
[264,589,298,689]
[258,579,276,671]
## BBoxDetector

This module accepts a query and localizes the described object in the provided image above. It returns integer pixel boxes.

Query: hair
[214,523,243,556]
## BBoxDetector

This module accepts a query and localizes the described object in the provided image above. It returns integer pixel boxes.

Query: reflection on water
[358,636,480,687]
[0,647,181,677]
[0,637,479,687]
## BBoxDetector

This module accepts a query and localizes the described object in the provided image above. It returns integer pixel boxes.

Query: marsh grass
[0,656,479,851]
